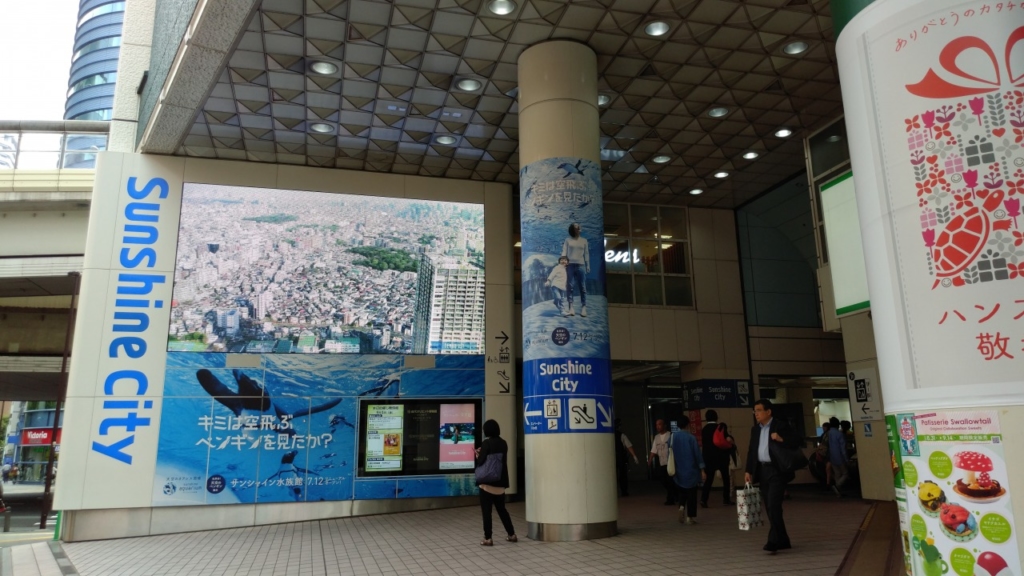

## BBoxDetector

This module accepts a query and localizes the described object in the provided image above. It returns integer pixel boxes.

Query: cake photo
[952,451,1006,502]
[918,480,946,517]
[938,503,978,542]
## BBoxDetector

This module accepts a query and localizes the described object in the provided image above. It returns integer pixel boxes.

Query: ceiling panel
[177,0,841,207]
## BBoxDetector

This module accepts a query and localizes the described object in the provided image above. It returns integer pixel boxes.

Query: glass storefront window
[603,237,631,274]
[19,133,62,151]
[661,241,688,274]
[606,274,633,304]
[630,205,658,237]
[632,240,661,274]
[634,275,664,305]
[664,276,694,307]
[659,207,688,240]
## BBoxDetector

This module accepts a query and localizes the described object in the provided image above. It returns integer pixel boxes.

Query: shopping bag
[736,482,764,531]
[666,447,676,476]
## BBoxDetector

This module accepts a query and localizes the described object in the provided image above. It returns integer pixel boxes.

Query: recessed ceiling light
[774,128,793,138]
[436,135,457,145]
[689,188,704,196]
[644,21,670,37]
[708,106,729,118]
[309,61,338,75]
[309,123,334,133]
[783,41,809,55]
[826,134,843,143]
[487,0,516,15]
[456,78,482,91]
[742,151,759,160]
[714,171,729,179]
[597,94,611,106]
[652,155,671,164]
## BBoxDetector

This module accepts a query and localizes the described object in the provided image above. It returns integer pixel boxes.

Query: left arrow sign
[524,402,542,426]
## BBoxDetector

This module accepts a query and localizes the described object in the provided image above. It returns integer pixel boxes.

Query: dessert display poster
[899,411,1018,576]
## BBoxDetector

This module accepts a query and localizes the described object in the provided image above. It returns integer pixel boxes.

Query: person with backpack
[474,419,517,546]
[700,410,735,507]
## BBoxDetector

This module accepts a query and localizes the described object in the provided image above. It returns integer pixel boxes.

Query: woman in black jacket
[475,419,517,546]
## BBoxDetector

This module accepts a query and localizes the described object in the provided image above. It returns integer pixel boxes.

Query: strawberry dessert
[939,503,978,542]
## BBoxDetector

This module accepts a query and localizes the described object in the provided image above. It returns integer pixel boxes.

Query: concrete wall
[0,211,89,257]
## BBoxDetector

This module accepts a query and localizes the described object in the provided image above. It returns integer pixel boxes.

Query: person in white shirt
[560,223,590,317]
[544,256,569,314]
[648,419,676,505]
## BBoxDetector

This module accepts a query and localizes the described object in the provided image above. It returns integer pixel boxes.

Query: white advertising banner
[838,0,1024,411]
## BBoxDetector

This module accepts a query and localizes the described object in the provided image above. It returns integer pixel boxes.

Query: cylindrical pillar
[838,1,1024,574]
[517,41,616,541]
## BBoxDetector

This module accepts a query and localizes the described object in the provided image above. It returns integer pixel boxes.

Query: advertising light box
[167,184,485,356]
[821,171,871,316]
[358,398,481,477]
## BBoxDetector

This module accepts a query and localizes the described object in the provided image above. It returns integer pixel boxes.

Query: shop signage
[21,428,61,446]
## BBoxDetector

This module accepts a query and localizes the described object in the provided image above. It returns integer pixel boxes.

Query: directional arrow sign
[597,402,613,428]
[499,381,510,393]
[494,331,509,346]
[523,403,542,426]
[861,403,870,414]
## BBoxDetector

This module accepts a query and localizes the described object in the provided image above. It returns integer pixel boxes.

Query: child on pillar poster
[898,411,1019,576]
[519,157,612,435]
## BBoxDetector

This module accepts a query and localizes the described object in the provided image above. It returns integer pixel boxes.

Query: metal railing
[0,120,110,171]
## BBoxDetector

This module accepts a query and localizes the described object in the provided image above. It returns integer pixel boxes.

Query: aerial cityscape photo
[167,184,485,355]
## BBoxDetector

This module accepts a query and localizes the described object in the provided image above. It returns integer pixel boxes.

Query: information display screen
[358,399,482,477]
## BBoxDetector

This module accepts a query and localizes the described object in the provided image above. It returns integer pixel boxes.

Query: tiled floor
[21,487,871,576]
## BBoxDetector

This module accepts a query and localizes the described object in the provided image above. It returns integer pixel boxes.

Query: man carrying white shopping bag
[744,399,800,554]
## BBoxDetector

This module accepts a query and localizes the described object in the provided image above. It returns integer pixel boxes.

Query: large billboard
[56,154,494,513]
[168,184,484,356]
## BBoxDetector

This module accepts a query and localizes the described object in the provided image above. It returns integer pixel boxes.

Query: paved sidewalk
[11,488,871,576]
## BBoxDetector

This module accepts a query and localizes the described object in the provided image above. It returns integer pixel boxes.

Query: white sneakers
[580,306,587,317]
[563,305,587,317]
[565,305,575,317]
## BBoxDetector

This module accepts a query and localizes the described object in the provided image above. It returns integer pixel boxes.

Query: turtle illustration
[931,206,990,277]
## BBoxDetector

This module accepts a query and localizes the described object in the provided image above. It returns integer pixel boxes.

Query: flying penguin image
[195,369,342,433]
[358,371,404,397]
[264,450,317,501]
[558,159,586,178]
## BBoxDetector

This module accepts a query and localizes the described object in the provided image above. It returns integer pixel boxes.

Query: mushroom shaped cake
[953,451,1004,501]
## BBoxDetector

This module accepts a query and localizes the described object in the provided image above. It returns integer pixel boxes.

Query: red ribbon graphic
[906,26,1024,98]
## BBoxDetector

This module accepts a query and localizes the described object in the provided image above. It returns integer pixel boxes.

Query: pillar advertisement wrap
[894,411,1018,576]
[847,1,1024,408]
[519,157,612,435]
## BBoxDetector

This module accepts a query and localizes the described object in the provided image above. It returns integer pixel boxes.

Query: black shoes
[700,501,709,508]
[763,543,792,554]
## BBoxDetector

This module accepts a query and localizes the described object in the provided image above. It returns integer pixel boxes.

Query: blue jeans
[550,286,566,312]
[566,263,587,308]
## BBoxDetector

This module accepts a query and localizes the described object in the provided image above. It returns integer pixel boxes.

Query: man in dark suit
[744,399,800,554]
[700,410,733,508]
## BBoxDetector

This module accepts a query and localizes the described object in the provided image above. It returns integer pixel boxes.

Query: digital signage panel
[167,184,484,355]
[358,399,482,477]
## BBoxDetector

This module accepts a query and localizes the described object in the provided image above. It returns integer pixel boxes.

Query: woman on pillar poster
[518,156,610,364]
[561,223,590,318]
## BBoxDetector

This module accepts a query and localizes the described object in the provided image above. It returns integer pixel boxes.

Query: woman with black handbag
[474,419,517,546]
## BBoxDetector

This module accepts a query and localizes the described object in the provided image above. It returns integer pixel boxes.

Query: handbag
[666,436,676,476]
[475,452,503,485]
[736,482,764,531]
[770,441,809,475]
[713,427,732,450]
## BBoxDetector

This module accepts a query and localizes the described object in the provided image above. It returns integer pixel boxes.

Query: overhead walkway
[6,484,876,576]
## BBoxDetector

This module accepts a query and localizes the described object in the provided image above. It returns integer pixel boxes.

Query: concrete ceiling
[173,0,841,208]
